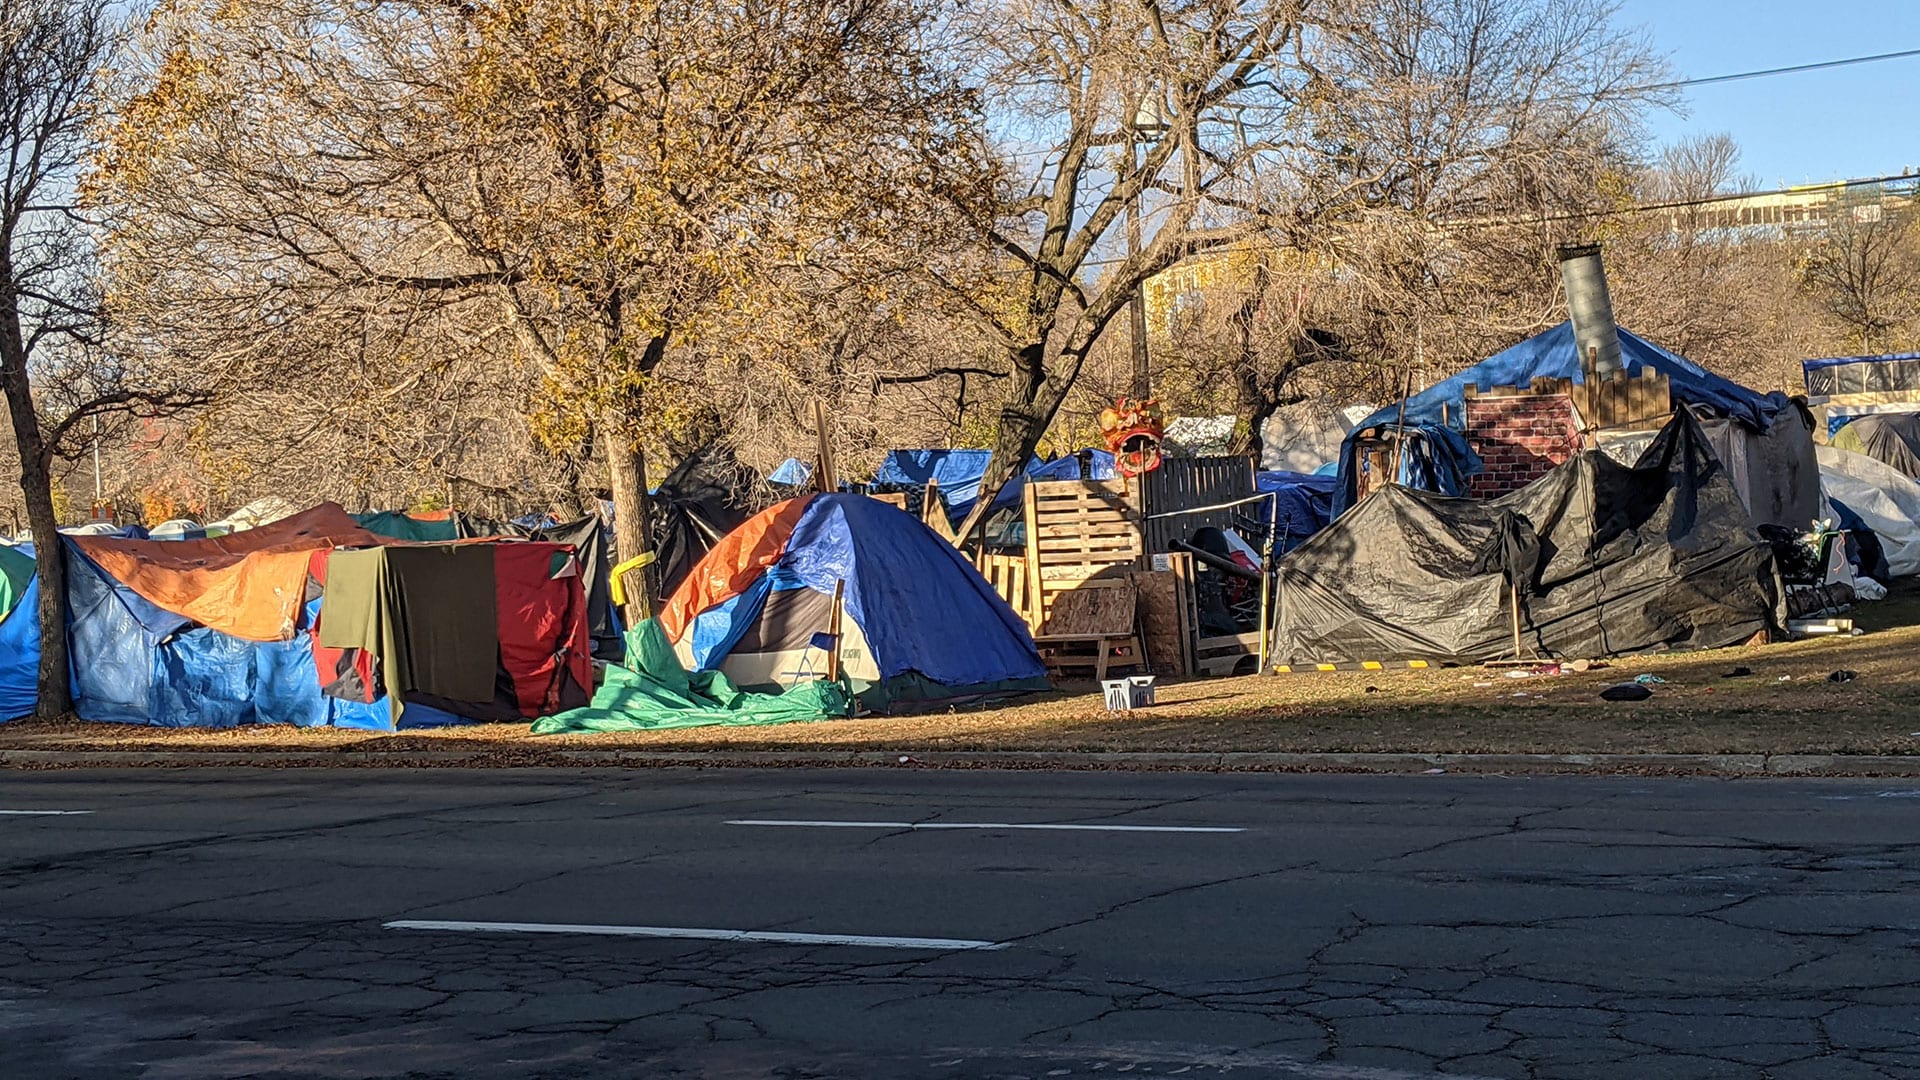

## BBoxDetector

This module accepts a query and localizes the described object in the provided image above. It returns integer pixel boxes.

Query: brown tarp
[71,503,379,642]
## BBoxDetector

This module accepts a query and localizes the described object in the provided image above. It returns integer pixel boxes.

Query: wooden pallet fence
[976,552,1033,628]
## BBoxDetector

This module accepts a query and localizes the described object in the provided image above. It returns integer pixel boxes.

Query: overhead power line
[1644,47,1920,92]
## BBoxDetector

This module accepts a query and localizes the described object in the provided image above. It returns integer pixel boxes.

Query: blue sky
[1616,0,1920,186]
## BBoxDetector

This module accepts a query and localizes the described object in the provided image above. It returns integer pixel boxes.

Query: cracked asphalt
[1,768,1917,1079]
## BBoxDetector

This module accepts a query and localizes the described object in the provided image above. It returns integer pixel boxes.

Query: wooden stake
[1510,582,1523,660]
[811,399,838,493]
[825,579,845,682]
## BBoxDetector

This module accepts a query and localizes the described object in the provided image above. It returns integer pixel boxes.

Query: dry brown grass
[3,599,1916,759]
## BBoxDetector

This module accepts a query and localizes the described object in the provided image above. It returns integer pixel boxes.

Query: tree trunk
[0,310,70,719]
[601,424,656,610]
[950,342,1066,547]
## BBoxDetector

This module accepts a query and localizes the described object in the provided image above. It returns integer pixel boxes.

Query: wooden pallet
[1023,478,1143,630]
[1194,631,1263,676]
[1036,634,1144,682]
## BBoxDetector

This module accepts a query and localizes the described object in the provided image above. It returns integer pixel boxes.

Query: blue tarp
[874,449,1044,527]
[1257,471,1338,552]
[1028,449,1118,481]
[0,573,41,720]
[1334,323,1783,514]
[769,458,812,486]
[62,542,465,729]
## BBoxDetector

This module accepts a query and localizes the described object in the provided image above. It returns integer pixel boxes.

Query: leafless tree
[1802,185,1920,354]
[0,0,221,716]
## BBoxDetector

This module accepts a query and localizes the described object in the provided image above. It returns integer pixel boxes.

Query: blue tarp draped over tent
[1028,449,1118,481]
[776,495,1046,687]
[1334,323,1785,514]
[0,543,41,720]
[769,458,812,486]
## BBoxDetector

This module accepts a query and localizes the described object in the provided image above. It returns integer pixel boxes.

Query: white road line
[726,819,1244,833]
[383,919,1008,951]
[0,810,92,816]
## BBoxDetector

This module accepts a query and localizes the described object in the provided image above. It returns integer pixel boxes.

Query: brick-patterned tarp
[1465,396,1580,498]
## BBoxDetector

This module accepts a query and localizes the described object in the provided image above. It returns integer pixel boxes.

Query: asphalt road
[1,767,1916,1080]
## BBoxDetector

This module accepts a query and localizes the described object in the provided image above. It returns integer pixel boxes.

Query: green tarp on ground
[532,619,850,733]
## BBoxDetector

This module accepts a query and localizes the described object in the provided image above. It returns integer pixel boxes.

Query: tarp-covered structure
[1817,445,1920,580]
[1278,411,1782,664]
[874,449,1043,529]
[65,503,593,729]
[1333,323,1817,531]
[65,504,386,727]
[1831,412,1920,478]
[648,445,769,603]
[1261,403,1370,473]
[1258,471,1337,553]
[657,493,1048,708]
[355,509,620,660]
[310,540,592,727]
[0,544,42,720]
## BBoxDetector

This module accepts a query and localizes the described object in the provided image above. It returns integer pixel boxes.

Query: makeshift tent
[0,544,40,720]
[207,497,298,534]
[63,505,384,727]
[1277,411,1781,664]
[1817,446,1920,579]
[356,509,621,659]
[63,504,590,729]
[1028,449,1118,482]
[533,619,850,733]
[148,520,205,540]
[1333,323,1807,525]
[310,540,592,727]
[1260,403,1369,473]
[1165,415,1237,456]
[649,444,768,602]
[659,493,1048,707]
[769,458,813,486]
[353,509,467,542]
[1831,412,1920,478]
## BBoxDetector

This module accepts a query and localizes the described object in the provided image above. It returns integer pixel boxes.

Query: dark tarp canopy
[1275,410,1783,664]
[648,445,772,603]
[1832,412,1920,478]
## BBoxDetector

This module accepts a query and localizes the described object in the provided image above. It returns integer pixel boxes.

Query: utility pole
[1127,134,1151,400]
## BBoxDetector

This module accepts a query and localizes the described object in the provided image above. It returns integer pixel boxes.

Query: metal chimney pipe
[1557,244,1623,379]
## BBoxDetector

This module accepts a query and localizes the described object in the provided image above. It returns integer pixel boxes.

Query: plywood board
[1040,582,1136,637]
[1129,570,1188,676]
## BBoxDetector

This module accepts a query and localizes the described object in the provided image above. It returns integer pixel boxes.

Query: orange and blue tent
[660,493,1047,707]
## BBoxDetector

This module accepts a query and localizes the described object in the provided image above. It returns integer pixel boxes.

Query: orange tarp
[72,503,381,642]
[658,496,813,642]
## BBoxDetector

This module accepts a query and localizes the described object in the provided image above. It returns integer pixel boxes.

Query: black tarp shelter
[1274,411,1783,664]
